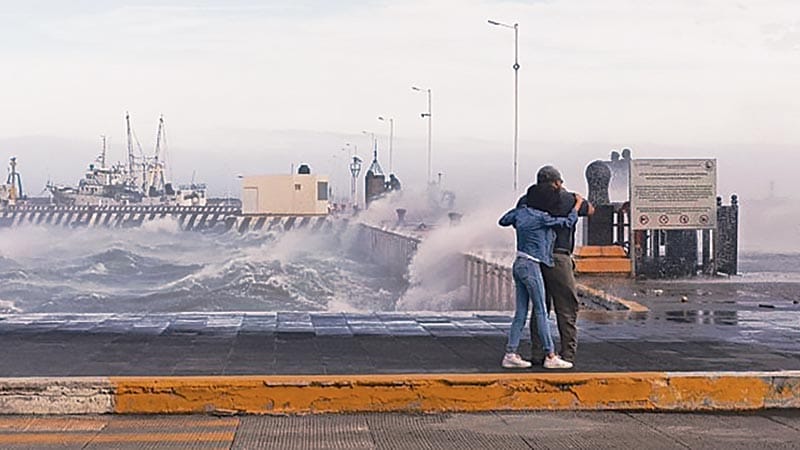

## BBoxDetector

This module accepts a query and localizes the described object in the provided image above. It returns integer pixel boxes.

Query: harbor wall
[355,224,643,312]
[353,224,421,278]
[355,224,513,310]
[0,205,331,233]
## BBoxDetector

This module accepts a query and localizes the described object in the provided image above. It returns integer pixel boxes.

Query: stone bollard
[396,208,407,226]
[585,160,611,206]
[448,212,462,227]
[585,160,613,245]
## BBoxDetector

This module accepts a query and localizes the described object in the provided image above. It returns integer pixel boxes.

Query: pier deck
[0,278,798,415]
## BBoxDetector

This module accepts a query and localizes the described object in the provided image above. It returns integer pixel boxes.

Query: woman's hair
[525,183,559,214]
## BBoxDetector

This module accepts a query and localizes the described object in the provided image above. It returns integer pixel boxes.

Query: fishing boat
[46,114,206,207]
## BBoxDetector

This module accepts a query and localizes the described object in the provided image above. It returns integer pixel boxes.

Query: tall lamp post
[377,116,394,173]
[488,19,519,191]
[330,147,347,203]
[349,155,362,209]
[411,86,432,184]
[361,130,377,165]
[345,143,359,207]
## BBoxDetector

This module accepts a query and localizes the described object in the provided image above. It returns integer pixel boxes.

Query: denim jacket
[498,206,578,267]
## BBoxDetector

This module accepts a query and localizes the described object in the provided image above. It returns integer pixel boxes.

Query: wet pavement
[0,411,798,449]
[0,277,797,376]
[0,298,798,375]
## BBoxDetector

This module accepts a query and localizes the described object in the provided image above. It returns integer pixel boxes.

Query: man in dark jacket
[517,165,594,363]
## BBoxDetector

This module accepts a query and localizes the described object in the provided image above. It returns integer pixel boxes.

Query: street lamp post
[349,156,363,209]
[344,143,360,207]
[488,19,519,191]
[411,86,432,184]
[361,130,378,166]
[330,147,348,204]
[377,116,394,174]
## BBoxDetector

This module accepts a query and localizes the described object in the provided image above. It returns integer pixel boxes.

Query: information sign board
[630,159,717,230]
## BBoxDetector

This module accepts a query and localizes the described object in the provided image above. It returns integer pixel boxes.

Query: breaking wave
[0,223,404,313]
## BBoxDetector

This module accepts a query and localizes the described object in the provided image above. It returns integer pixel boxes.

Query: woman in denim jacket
[498,184,584,369]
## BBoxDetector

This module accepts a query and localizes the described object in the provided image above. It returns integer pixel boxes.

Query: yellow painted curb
[576,284,649,312]
[110,372,800,415]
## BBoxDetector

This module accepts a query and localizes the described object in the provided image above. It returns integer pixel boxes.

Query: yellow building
[241,174,329,216]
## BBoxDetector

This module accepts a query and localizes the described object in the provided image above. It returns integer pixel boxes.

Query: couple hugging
[499,165,594,370]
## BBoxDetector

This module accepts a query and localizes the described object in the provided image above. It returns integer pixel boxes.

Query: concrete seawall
[355,224,642,312]
[0,205,331,233]
[354,224,421,278]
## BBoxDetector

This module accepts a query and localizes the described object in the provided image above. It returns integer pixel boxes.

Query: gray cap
[536,165,563,184]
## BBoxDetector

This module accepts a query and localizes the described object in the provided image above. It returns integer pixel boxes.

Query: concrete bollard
[448,212,462,227]
[396,208,407,226]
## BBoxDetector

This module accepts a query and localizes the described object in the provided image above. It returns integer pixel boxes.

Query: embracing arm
[580,199,595,217]
[543,194,585,228]
[498,208,518,227]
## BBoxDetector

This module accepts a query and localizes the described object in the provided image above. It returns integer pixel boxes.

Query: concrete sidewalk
[0,278,798,414]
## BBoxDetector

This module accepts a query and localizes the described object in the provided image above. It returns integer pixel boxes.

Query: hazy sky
[2,0,799,203]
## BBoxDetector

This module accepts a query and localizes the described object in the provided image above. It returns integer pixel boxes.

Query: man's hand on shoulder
[570,192,594,217]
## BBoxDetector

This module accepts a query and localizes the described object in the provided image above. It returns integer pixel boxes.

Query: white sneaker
[543,355,574,370]
[502,353,532,369]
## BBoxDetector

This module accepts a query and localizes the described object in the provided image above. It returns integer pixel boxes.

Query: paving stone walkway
[1,308,798,376]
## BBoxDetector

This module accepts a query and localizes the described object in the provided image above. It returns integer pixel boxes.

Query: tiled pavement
[0,411,798,449]
[0,310,799,376]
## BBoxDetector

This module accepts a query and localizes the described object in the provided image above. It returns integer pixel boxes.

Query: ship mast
[154,116,163,163]
[100,135,107,168]
[161,116,172,183]
[126,112,135,179]
[148,115,168,194]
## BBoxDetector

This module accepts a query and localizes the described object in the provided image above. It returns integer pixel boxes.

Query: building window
[294,184,302,191]
[317,182,329,201]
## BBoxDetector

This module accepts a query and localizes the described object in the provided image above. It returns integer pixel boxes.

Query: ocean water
[1,218,797,315]
[737,251,800,282]
[0,221,405,314]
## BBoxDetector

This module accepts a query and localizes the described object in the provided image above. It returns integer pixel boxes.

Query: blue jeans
[506,257,554,355]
